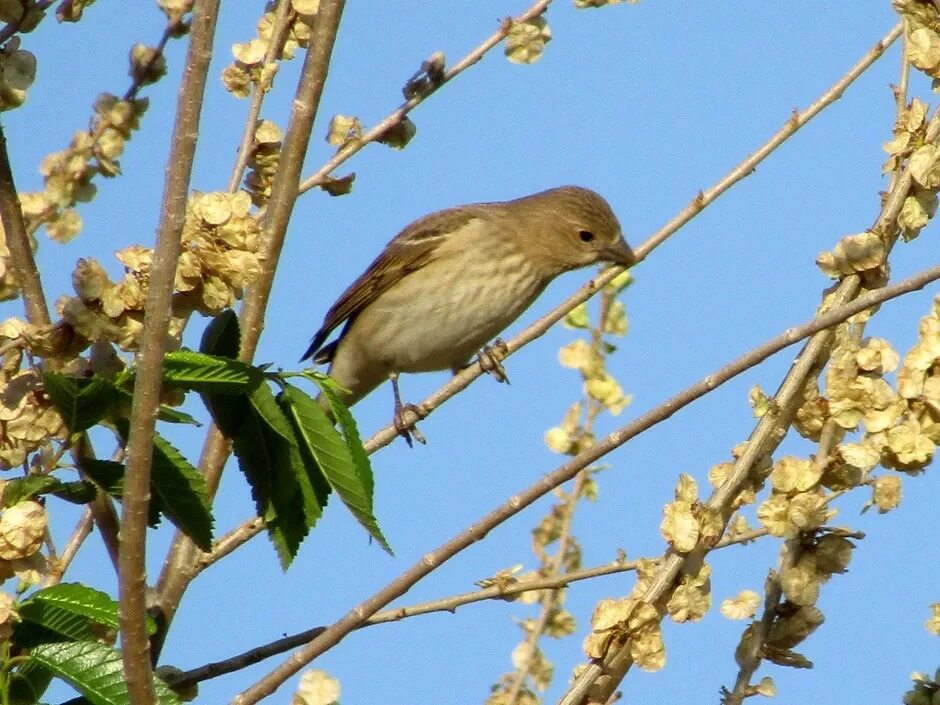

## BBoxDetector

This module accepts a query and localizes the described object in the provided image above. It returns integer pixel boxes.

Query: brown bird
[302,185,636,443]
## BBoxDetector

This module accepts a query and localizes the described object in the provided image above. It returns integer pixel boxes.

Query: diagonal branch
[0,125,49,325]
[118,1,220,700]
[363,20,904,452]
[230,258,940,705]
[296,0,554,195]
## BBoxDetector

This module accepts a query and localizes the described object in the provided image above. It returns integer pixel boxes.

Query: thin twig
[894,21,910,117]
[504,470,588,704]
[44,508,94,587]
[194,517,264,572]
[0,0,54,46]
[0,125,49,325]
[226,0,294,192]
[72,435,120,571]
[363,20,904,453]
[118,1,220,700]
[505,288,614,703]
[724,420,844,704]
[296,0,554,196]
[164,527,769,691]
[230,258,940,705]
[153,0,348,656]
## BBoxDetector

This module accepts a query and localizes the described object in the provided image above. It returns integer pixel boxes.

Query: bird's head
[510,186,637,274]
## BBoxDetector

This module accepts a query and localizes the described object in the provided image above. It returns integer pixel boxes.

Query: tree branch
[296,0,554,196]
[0,125,49,325]
[363,20,904,452]
[118,1,220,700]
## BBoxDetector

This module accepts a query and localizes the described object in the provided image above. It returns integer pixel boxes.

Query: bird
[302,185,637,444]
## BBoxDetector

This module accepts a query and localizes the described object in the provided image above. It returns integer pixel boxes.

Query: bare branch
[119,1,221,700]
[164,527,770,691]
[44,508,94,587]
[168,487,865,692]
[0,125,49,325]
[363,20,904,452]
[296,0,554,195]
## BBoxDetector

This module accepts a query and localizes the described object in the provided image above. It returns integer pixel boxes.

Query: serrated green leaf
[2,475,59,506]
[42,373,119,432]
[200,309,240,358]
[231,405,312,568]
[3,475,97,507]
[155,404,201,425]
[249,380,297,443]
[22,583,121,631]
[151,433,213,551]
[162,350,259,392]
[79,460,124,495]
[290,382,390,553]
[29,641,181,705]
[315,377,374,499]
[14,607,95,647]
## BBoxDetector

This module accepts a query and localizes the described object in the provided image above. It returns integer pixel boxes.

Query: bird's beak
[600,238,637,267]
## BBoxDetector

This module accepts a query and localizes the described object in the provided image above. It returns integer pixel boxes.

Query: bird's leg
[389,372,427,446]
[476,337,511,384]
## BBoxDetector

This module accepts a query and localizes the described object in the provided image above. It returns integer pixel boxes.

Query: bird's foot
[393,402,427,447]
[478,338,510,384]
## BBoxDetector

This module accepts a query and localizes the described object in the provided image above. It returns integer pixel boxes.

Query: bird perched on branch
[302,185,636,444]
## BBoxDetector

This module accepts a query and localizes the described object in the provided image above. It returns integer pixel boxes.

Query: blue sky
[3,2,938,704]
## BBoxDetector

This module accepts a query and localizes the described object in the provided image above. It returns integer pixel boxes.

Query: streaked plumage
[303,185,636,418]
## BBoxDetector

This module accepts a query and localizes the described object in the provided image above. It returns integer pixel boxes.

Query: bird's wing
[302,207,481,362]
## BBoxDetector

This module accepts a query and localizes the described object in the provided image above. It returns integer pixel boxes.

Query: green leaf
[8,660,54,705]
[150,433,214,551]
[155,404,201,425]
[231,405,312,568]
[314,376,373,494]
[2,475,95,506]
[162,350,259,393]
[28,641,181,705]
[16,582,149,650]
[42,373,119,432]
[21,583,122,631]
[288,382,390,553]
[200,309,240,358]
[79,460,125,495]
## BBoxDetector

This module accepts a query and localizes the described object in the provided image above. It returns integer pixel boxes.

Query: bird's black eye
[578,230,595,243]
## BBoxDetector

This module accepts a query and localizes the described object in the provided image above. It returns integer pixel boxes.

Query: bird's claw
[478,338,510,384]
[394,402,427,447]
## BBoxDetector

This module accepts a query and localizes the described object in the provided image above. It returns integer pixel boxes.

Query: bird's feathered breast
[301,207,487,362]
